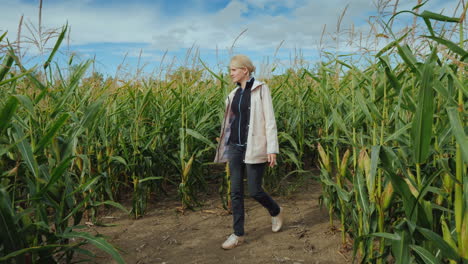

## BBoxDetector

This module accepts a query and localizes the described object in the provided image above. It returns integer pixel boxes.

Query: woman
[214,54,284,250]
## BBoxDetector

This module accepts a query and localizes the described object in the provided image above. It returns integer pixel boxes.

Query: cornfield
[0,3,467,264]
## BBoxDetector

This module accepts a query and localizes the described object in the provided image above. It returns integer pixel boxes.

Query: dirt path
[79,180,351,264]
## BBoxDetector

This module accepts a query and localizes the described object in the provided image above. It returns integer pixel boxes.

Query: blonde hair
[230,55,256,75]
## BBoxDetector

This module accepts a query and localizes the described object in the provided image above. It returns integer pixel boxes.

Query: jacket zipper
[238,89,244,146]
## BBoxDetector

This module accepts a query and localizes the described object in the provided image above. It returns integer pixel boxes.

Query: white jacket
[214,80,279,164]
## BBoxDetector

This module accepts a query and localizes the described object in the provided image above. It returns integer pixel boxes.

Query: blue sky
[0,0,463,78]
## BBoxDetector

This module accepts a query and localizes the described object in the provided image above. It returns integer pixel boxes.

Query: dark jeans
[227,144,280,237]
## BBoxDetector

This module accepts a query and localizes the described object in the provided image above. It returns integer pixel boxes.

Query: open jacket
[214,80,279,164]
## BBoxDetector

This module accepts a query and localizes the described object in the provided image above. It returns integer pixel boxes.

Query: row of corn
[314,9,467,263]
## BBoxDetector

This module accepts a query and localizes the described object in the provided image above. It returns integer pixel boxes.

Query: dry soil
[77,180,352,264]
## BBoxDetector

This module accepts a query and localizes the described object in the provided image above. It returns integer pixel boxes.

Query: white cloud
[0,0,462,61]
[0,0,160,46]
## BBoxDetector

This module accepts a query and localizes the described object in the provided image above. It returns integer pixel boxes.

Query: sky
[0,0,464,78]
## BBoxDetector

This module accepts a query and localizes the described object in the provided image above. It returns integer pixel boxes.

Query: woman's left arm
[261,84,279,166]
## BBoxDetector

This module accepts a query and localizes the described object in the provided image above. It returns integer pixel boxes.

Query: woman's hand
[267,153,277,167]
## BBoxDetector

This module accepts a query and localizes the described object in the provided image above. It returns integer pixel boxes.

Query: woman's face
[230,66,248,83]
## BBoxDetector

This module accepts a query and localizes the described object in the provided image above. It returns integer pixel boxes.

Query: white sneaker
[221,234,244,249]
[272,207,283,232]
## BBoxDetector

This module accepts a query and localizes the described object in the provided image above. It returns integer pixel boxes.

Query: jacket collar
[234,79,264,91]
[229,79,264,99]
[251,80,264,91]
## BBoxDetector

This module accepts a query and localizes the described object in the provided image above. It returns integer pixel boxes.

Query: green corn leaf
[199,57,229,85]
[61,232,125,264]
[422,17,432,36]
[13,94,35,115]
[336,59,352,69]
[33,86,50,104]
[279,132,299,153]
[93,201,130,214]
[392,229,410,264]
[80,177,101,193]
[0,243,80,262]
[51,61,92,118]
[441,217,457,251]
[379,57,402,92]
[13,124,39,179]
[369,145,380,196]
[109,156,128,168]
[0,189,23,259]
[79,99,103,130]
[0,96,19,134]
[34,113,70,154]
[416,226,460,261]
[420,200,434,228]
[5,47,48,102]
[319,169,336,186]
[465,183,468,220]
[0,31,7,42]
[385,123,411,143]
[355,89,373,122]
[62,195,91,222]
[381,147,417,220]
[0,139,24,158]
[137,87,153,118]
[68,53,75,65]
[431,78,450,102]
[397,44,419,74]
[138,176,163,184]
[356,169,370,215]
[34,156,74,198]
[68,176,101,197]
[331,108,350,138]
[336,185,351,202]
[376,30,411,57]
[44,24,67,70]
[447,107,468,164]
[185,128,216,149]
[412,0,429,10]
[0,67,36,87]
[370,232,402,240]
[424,35,468,59]
[409,171,441,227]
[411,50,436,164]
[353,231,402,261]
[0,51,14,82]
[367,99,384,122]
[431,204,453,214]
[420,10,460,23]
[410,245,440,264]
[63,100,103,159]
[446,66,468,98]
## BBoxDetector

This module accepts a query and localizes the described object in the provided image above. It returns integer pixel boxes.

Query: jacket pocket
[250,135,267,157]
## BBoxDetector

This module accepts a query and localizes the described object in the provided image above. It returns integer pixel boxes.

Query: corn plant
[315,5,468,263]
[0,30,125,263]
